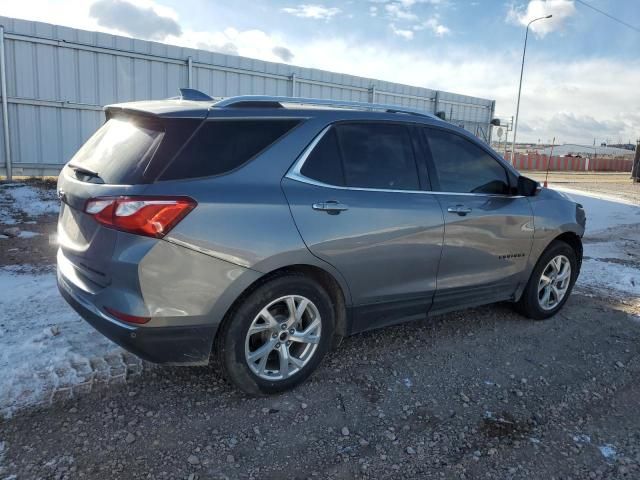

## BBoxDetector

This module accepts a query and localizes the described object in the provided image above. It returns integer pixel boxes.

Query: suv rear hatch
[57,109,203,289]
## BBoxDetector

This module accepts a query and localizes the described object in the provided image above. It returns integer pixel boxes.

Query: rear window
[68,117,164,185]
[158,119,301,181]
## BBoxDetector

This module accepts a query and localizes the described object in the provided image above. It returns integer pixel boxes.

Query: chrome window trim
[286,125,525,199]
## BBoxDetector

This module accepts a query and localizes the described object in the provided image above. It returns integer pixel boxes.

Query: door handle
[447,205,472,216]
[312,201,349,214]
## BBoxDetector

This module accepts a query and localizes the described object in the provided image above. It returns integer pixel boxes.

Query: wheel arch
[553,231,583,267]
[531,229,584,270]
[515,230,582,319]
[215,264,350,351]
[517,229,583,302]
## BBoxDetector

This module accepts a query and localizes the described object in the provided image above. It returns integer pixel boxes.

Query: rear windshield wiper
[68,163,105,184]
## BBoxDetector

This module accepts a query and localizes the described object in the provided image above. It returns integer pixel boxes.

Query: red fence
[505,153,633,172]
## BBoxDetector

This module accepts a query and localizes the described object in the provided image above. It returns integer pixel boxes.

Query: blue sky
[1,0,638,144]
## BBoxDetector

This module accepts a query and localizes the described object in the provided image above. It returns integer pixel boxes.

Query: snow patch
[6,184,59,217]
[0,183,59,225]
[0,230,41,239]
[553,187,640,234]
[572,434,591,444]
[19,230,41,239]
[0,266,144,417]
[583,241,637,262]
[579,260,639,298]
[553,188,640,303]
[599,444,617,460]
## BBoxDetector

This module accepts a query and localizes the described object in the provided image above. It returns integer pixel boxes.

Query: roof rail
[213,95,442,120]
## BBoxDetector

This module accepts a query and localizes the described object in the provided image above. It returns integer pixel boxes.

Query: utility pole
[632,139,640,183]
[502,116,514,159]
[510,14,552,163]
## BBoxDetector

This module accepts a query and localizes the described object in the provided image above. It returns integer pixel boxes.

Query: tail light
[85,196,196,238]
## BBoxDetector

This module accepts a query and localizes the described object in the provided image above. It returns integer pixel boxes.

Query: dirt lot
[1,174,639,479]
[1,295,639,480]
[528,172,640,204]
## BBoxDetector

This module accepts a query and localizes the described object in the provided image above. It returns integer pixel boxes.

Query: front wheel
[515,240,579,320]
[216,274,335,394]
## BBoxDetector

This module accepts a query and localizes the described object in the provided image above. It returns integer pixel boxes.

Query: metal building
[0,15,496,178]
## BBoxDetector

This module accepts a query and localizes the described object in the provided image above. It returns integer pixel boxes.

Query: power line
[574,0,640,33]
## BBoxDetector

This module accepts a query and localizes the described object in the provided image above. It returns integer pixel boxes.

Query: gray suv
[57,90,586,394]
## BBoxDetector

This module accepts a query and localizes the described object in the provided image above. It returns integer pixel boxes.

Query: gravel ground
[1,294,639,480]
[1,175,639,479]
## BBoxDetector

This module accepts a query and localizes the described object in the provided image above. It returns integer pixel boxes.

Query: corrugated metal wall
[0,15,496,177]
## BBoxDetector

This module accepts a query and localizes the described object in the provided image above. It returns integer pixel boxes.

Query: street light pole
[510,14,552,164]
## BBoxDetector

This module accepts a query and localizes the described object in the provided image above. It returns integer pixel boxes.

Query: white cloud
[390,24,415,39]
[169,27,294,64]
[89,0,182,40]
[369,5,378,17]
[521,112,629,143]
[507,0,576,37]
[281,4,340,20]
[0,0,103,32]
[291,38,640,144]
[381,1,451,37]
[385,2,419,21]
[415,16,450,36]
[0,0,181,38]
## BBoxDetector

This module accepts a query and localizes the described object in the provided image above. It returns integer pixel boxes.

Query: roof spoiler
[178,88,214,101]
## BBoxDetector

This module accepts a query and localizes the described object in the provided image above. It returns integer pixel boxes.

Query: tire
[515,240,579,320]
[216,274,335,394]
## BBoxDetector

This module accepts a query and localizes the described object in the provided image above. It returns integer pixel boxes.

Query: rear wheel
[515,240,578,319]
[216,274,334,394]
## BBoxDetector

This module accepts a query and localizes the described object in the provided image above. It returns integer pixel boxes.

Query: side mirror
[517,176,540,196]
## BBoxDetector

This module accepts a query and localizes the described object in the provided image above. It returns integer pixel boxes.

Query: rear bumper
[57,269,216,365]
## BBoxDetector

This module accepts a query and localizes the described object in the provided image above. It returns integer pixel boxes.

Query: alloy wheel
[537,254,572,311]
[244,295,322,381]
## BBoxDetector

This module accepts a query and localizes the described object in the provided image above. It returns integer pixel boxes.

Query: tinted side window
[424,128,509,194]
[159,120,300,180]
[335,123,419,190]
[144,118,201,182]
[300,128,345,186]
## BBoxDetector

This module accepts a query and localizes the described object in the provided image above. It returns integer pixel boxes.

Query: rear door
[419,126,534,313]
[282,121,444,332]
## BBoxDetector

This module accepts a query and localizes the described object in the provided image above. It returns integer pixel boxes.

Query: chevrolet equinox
[57,90,586,394]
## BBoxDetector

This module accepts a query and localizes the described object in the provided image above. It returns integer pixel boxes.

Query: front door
[419,126,534,314]
[282,122,444,332]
